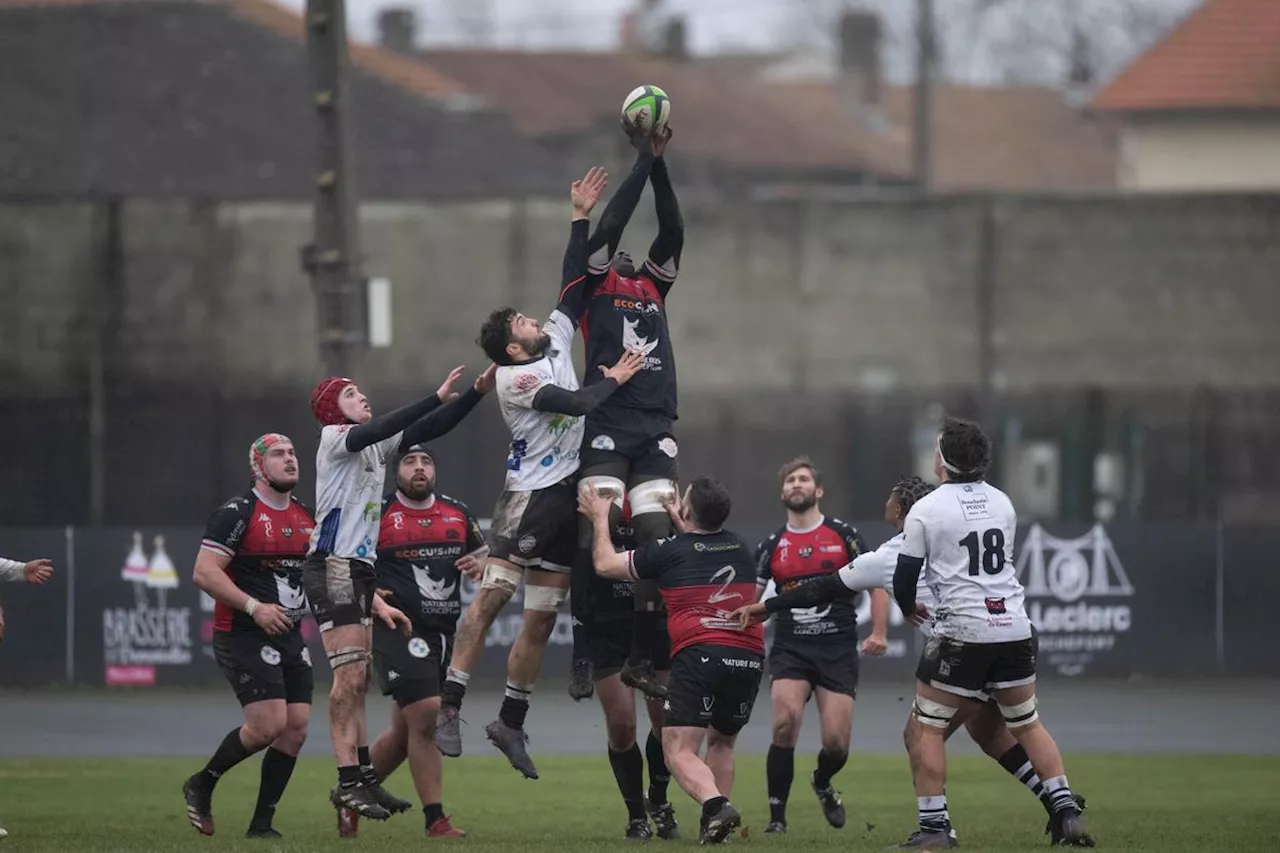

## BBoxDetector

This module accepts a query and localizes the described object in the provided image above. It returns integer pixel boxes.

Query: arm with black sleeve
[644,156,683,294]
[531,379,621,417]
[892,555,925,617]
[397,386,486,451]
[344,394,446,453]
[588,151,654,257]
[556,218,594,320]
[763,572,858,615]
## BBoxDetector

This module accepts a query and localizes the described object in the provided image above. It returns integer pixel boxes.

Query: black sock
[357,745,377,784]
[441,677,467,710]
[499,680,532,730]
[627,609,658,667]
[645,730,671,805]
[997,743,1051,813]
[702,795,729,820]
[200,727,255,787]
[250,748,298,828]
[424,803,446,826]
[571,548,594,661]
[766,745,794,824]
[608,744,648,821]
[338,764,364,788]
[814,747,848,790]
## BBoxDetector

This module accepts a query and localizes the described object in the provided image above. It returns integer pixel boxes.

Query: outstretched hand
[730,602,769,630]
[652,124,673,157]
[473,362,498,395]
[23,558,53,585]
[600,349,646,384]
[436,365,466,403]
[571,166,609,218]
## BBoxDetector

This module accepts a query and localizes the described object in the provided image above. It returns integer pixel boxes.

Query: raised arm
[345,367,465,452]
[588,148,654,257]
[645,130,683,292]
[530,351,644,416]
[397,366,495,450]
[558,167,609,319]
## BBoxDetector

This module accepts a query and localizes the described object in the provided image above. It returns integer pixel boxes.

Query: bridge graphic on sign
[1015,524,1134,603]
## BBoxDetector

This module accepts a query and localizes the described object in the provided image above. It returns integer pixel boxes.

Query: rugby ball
[621,85,671,136]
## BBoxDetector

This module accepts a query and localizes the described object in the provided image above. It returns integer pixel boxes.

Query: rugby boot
[485,719,539,779]
[1048,807,1095,847]
[427,815,467,837]
[699,801,741,845]
[337,808,359,838]
[245,824,282,839]
[182,773,216,836]
[811,770,847,828]
[569,658,595,701]
[366,778,414,815]
[625,817,654,840]
[1045,794,1088,842]
[621,659,669,699]
[764,821,787,834]
[330,783,391,820]
[895,827,960,848]
[435,705,464,757]
[648,799,681,840]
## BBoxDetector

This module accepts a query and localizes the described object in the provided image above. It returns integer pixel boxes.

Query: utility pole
[913,0,936,192]
[303,0,364,377]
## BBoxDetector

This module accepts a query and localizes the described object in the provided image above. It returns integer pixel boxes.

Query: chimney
[661,16,688,61]
[1065,25,1095,107]
[378,7,417,55]
[838,10,882,108]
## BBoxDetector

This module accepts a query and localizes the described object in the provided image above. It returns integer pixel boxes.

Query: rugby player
[341,444,488,840]
[182,434,317,839]
[581,476,761,845]
[305,366,472,819]
[737,419,1096,848]
[434,165,645,779]
[754,456,888,834]
[586,499,679,840]
[567,123,684,702]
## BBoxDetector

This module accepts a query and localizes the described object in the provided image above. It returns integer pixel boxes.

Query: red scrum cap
[310,376,353,426]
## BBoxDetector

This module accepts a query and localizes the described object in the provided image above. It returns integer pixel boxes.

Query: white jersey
[495,309,584,492]
[835,533,938,633]
[308,424,401,561]
[900,481,1030,643]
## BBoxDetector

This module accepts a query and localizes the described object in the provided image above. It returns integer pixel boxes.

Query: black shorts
[302,553,376,632]
[916,633,1037,702]
[487,480,577,572]
[581,408,679,480]
[589,617,671,681]
[768,641,859,698]
[372,622,451,708]
[213,629,314,707]
[664,644,764,736]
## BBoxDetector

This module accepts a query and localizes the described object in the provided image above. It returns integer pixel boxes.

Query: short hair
[890,476,935,515]
[476,307,518,365]
[687,476,732,530]
[938,416,991,483]
[778,455,822,488]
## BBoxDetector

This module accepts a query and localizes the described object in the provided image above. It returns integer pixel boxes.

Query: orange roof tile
[1091,0,1280,111]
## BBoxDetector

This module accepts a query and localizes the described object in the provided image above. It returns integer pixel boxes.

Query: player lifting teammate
[183,434,317,839]
[585,499,679,840]
[581,477,761,845]
[434,165,645,779]
[754,457,889,834]
[347,443,489,839]
[737,473,1087,846]
[567,121,684,702]
[305,366,473,821]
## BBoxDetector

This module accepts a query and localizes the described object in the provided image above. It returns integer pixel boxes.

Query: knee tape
[480,563,523,594]
[328,646,369,670]
[524,583,567,612]
[912,695,958,729]
[579,475,626,507]
[998,697,1039,728]
[629,478,677,516]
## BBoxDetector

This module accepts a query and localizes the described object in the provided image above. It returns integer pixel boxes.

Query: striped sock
[1042,775,1078,815]
[499,679,533,730]
[917,795,950,833]
[997,744,1049,812]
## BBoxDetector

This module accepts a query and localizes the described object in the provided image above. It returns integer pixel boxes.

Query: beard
[400,478,434,502]
[265,473,297,494]
[529,331,552,356]
[611,251,635,277]
[783,492,817,513]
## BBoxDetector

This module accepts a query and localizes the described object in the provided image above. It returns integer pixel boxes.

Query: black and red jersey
[628,530,763,656]
[756,516,866,646]
[566,262,678,420]
[374,492,485,638]
[200,489,316,634]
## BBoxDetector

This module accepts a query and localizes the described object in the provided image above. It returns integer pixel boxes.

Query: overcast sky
[274,0,1203,86]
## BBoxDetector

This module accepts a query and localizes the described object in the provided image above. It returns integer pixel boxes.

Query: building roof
[1091,0,1280,112]
[0,0,561,199]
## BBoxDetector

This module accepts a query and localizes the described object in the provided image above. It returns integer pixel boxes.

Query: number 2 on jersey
[959,529,1005,576]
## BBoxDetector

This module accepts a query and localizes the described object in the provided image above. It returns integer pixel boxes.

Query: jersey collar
[785,514,825,535]
[396,491,436,511]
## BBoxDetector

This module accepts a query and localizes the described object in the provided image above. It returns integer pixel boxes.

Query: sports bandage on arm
[893,554,925,616]
[531,380,619,417]
[763,573,848,614]
[0,558,25,582]
[345,394,444,452]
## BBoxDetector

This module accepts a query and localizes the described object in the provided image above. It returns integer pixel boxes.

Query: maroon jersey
[628,530,763,656]
[756,516,866,646]
[200,490,316,633]
[375,492,485,637]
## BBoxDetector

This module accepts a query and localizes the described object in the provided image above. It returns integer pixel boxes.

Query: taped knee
[579,475,626,507]
[629,478,677,517]
[998,697,1039,728]
[328,646,370,670]
[524,584,567,612]
[480,563,522,595]
[912,695,958,730]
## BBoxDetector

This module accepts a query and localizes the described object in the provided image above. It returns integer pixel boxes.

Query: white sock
[917,795,950,832]
[1042,775,1077,814]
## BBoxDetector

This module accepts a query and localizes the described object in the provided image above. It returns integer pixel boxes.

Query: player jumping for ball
[434,165,645,779]
[567,121,684,703]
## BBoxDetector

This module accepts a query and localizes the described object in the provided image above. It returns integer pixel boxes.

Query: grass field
[2,753,1276,851]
